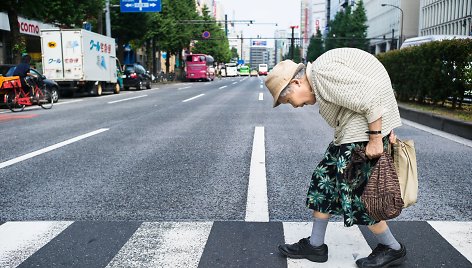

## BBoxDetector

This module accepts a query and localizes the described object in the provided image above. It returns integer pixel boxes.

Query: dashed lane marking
[0,128,109,170]
[182,94,205,103]
[108,95,147,104]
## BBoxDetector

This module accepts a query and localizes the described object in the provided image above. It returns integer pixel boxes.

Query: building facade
[419,0,472,36]
[301,0,327,60]
[249,40,269,68]
[0,12,58,65]
[364,0,420,54]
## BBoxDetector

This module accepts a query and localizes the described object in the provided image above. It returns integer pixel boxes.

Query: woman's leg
[357,220,406,267]
[367,221,401,250]
[310,211,330,247]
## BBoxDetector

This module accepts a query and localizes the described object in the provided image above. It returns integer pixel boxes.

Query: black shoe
[278,237,328,263]
[356,243,407,268]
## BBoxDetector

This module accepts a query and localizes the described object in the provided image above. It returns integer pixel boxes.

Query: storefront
[0,12,57,65]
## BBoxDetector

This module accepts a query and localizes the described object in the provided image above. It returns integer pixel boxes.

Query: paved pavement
[0,76,471,267]
[1,220,471,267]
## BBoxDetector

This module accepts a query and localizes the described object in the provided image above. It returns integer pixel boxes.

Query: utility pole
[225,14,228,37]
[105,0,111,37]
[290,26,298,60]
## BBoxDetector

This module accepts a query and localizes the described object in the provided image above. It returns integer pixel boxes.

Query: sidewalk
[398,104,472,140]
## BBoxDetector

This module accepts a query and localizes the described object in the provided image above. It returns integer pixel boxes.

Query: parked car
[123,63,152,90]
[1,64,60,103]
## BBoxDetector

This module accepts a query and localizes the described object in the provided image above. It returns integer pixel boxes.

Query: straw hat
[265,60,305,107]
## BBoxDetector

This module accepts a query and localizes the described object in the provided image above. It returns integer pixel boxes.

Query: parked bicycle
[2,75,53,112]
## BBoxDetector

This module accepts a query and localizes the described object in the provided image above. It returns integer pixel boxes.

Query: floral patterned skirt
[306,136,390,227]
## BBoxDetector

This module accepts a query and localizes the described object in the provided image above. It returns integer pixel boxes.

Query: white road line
[178,86,191,90]
[0,221,73,268]
[428,221,472,262]
[258,93,264,101]
[107,95,147,104]
[219,86,227,89]
[259,85,263,89]
[0,128,109,169]
[245,126,269,222]
[54,99,84,106]
[402,119,472,148]
[283,222,372,267]
[182,94,204,103]
[106,222,213,268]
[232,82,237,85]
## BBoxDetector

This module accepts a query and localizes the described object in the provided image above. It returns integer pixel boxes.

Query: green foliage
[325,0,369,51]
[377,39,472,108]
[306,29,324,62]
[231,47,239,60]
[191,6,232,63]
[283,45,302,63]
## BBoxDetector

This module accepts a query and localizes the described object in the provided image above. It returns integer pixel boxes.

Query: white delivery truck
[40,29,121,96]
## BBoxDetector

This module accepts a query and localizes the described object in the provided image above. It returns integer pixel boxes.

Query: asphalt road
[0,76,471,223]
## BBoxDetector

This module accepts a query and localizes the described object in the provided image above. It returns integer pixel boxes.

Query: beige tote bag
[393,139,418,208]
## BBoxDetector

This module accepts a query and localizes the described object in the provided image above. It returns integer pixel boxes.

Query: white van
[400,35,472,49]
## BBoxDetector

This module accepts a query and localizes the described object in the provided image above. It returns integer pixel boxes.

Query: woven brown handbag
[355,149,404,221]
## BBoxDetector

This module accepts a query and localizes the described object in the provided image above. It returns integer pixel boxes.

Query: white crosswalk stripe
[0,221,471,267]
[428,221,472,262]
[106,222,212,268]
[0,221,73,268]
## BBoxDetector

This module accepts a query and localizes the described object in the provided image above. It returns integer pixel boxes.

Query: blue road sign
[120,0,161,13]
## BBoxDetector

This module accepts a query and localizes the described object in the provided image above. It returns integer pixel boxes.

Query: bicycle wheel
[5,92,25,112]
[39,88,54,109]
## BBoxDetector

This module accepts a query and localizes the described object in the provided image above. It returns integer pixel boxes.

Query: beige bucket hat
[264,60,305,107]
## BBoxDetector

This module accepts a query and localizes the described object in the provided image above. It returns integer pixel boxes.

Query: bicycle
[2,75,53,112]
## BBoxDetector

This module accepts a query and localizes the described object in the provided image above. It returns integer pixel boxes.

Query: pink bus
[185,54,215,81]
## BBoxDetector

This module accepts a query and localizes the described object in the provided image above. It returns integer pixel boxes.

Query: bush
[377,39,472,107]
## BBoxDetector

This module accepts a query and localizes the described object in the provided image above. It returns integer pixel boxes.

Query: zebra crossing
[1,220,471,268]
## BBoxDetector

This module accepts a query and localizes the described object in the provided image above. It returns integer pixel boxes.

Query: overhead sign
[251,40,267,47]
[120,0,162,13]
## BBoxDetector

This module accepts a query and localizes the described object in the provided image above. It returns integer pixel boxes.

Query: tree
[306,29,324,62]
[145,0,199,76]
[230,47,239,61]
[350,0,369,50]
[191,6,231,63]
[324,1,369,51]
[110,0,151,65]
[283,45,302,63]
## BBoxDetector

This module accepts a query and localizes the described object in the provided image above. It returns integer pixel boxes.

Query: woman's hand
[389,129,397,144]
[365,135,383,159]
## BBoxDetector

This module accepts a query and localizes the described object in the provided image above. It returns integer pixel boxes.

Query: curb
[398,105,472,140]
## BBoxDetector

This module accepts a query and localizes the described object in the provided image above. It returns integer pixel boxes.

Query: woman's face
[278,78,316,108]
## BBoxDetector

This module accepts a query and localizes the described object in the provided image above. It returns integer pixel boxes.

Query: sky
[217,0,301,46]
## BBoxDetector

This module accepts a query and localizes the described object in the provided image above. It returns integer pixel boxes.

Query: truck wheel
[95,83,103,96]
[114,83,120,94]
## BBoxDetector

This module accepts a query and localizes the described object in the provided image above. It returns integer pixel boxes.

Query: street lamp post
[381,3,404,48]
[290,25,298,60]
